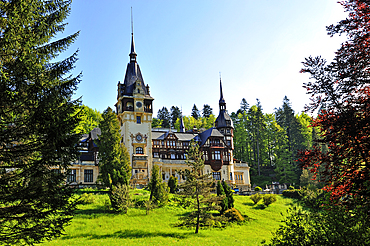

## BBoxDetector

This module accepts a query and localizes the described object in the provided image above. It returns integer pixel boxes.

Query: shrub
[250,193,263,205]
[168,176,178,193]
[282,189,301,199]
[79,193,96,204]
[110,184,131,213]
[289,185,295,190]
[263,194,277,206]
[223,208,244,222]
[254,186,262,192]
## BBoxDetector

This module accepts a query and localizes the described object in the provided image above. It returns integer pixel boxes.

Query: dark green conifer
[0,0,81,244]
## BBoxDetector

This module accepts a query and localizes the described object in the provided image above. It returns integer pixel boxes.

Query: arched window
[136,147,143,154]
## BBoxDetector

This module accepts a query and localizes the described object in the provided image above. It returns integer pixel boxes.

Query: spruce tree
[148,165,168,207]
[216,181,228,213]
[98,107,131,189]
[179,141,221,233]
[0,0,81,244]
[191,104,200,120]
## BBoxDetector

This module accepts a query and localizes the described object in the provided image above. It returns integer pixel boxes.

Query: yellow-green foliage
[263,194,277,206]
[223,208,244,222]
[79,193,96,204]
[250,193,263,204]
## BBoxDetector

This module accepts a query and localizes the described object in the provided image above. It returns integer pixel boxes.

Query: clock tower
[116,30,154,185]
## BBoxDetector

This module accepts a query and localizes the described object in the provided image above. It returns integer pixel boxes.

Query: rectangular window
[171,154,175,159]
[84,169,93,183]
[203,151,208,161]
[214,151,221,160]
[67,169,76,183]
[137,116,141,124]
[230,172,233,180]
[153,152,159,158]
[213,172,221,180]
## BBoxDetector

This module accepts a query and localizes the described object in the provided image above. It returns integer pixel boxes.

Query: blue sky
[61,1,348,117]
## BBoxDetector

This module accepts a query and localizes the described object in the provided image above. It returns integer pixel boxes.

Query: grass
[40,191,296,246]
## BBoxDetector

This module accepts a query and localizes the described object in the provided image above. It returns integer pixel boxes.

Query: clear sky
[60,0,348,117]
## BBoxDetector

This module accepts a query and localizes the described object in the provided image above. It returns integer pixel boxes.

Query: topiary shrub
[223,208,244,222]
[250,193,263,205]
[168,176,178,194]
[263,194,277,206]
[254,186,262,192]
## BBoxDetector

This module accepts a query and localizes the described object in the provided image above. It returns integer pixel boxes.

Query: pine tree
[157,107,170,128]
[191,104,201,120]
[98,107,131,189]
[179,141,221,233]
[0,0,81,244]
[202,104,213,118]
[170,106,181,127]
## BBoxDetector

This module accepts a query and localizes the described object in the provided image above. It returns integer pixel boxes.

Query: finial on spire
[129,7,137,62]
[131,7,134,36]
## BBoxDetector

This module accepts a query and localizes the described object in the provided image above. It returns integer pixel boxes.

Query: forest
[152,96,317,188]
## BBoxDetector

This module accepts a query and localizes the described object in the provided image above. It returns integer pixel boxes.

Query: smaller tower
[215,78,234,149]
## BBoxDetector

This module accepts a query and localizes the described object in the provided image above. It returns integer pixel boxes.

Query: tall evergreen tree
[170,106,181,128]
[202,104,213,118]
[275,96,306,182]
[179,141,221,233]
[191,104,201,120]
[240,98,250,113]
[98,107,131,189]
[157,107,170,128]
[0,0,81,244]
[148,165,168,206]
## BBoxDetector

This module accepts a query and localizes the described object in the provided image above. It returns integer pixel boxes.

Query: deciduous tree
[299,0,370,211]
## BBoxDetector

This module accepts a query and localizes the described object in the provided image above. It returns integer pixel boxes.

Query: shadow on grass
[75,208,113,215]
[61,229,196,240]
[243,201,256,206]
[252,204,267,210]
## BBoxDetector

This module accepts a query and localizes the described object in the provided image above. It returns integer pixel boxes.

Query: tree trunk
[195,193,200,234]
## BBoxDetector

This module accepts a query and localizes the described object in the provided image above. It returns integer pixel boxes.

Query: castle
[65,29,251,191]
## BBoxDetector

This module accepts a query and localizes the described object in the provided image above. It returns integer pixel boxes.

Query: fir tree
[98,107,131,189]
[157,107,170,128]
[202,104,213,118]
[0,0,81,244]
[179,141,221,233]
[148,165,168,207]
[222,180,234,209]
[216,181,228,213]
[191,104,201,120]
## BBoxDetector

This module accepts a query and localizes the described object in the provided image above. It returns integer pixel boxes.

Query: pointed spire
[180,106,185,133]
[219,74,226,110]
[129,7,137,63]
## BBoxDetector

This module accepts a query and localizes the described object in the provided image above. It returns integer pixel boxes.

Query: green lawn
[40,191,296,246]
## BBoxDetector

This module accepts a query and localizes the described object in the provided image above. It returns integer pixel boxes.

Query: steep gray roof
[215,111,234,128]
[198,127,224,146]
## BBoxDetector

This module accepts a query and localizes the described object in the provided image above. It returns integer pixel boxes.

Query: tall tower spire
[130,7,137,63]
[219,74,226,111]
